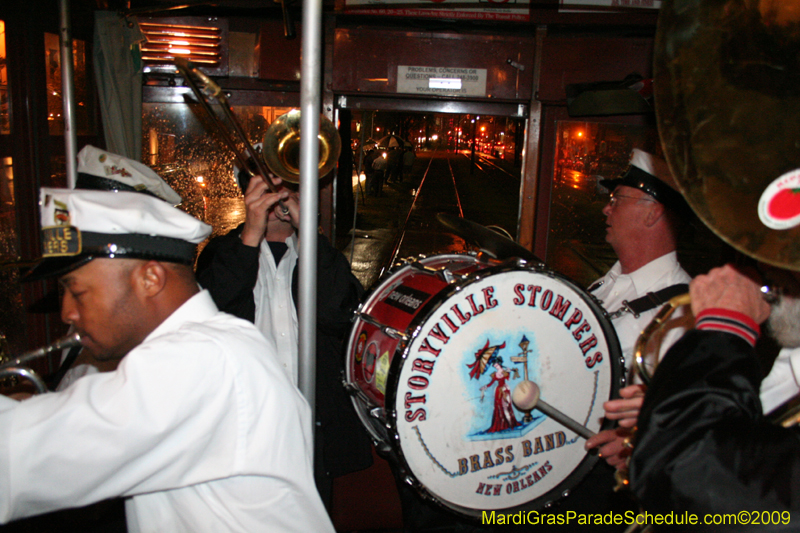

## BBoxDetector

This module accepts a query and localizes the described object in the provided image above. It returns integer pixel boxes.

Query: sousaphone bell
[633,0,800,384]
[655,0,800,270]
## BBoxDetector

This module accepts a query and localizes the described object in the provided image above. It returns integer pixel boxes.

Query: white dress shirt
[590,251,692,379]
[0,290,333,533]
[254,234,299,385]
[760,347,800,414]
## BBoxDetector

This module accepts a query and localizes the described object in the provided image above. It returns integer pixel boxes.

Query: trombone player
[195,166,372,509]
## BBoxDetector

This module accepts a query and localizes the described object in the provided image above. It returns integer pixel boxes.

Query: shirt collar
[143,289,218,343]
[625,251,680,295]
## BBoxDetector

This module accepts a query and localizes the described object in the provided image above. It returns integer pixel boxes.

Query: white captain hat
[76,145,182,205]
[23,187,211,281]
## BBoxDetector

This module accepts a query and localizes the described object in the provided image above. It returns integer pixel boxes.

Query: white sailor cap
[23,187,211,281]
[76,145,182,205]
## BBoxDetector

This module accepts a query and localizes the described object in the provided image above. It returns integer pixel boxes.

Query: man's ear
[644,202,666,228]
[137,260,168,297]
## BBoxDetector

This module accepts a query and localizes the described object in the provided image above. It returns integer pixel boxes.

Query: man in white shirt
[538,150,693,530]
[582,149,693,469]
[3,187,333,533]
[195,172,372,508]
[211,175,302,383]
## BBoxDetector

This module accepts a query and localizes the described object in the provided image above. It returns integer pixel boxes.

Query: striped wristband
[695,308,760,347]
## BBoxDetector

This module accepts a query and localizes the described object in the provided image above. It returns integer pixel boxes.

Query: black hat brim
[599,167,690,216]
[22,255,96,283]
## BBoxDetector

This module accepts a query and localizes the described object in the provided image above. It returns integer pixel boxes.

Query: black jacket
[196,224,373,478]
[630,329,800,531]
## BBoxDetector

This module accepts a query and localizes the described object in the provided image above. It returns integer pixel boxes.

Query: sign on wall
[397,66,488,97]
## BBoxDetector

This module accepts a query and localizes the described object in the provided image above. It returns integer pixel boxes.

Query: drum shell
[347,254,487,411]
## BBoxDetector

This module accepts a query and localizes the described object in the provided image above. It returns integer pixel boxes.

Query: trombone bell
[262,110,342,184]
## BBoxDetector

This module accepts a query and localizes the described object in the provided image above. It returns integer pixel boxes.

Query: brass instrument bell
[262,110,342,184]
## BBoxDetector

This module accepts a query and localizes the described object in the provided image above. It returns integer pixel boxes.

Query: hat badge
[52,199,70,225]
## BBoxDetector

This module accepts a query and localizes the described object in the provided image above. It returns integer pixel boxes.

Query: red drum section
[347,255,487,411]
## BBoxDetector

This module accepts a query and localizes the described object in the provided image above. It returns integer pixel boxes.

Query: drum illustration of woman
[469,341,521,433]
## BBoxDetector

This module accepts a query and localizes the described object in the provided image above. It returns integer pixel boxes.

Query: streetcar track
[382,150,463,274]
[446,154,465,218]
[457,151,519,198]
[474,153,516,179]
[380,149,520,276]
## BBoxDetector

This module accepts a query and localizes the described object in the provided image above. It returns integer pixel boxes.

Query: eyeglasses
[755,263,798,303]
[608,193,657,207]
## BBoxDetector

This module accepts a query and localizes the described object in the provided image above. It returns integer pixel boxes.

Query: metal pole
[298,0,321,427]
[59,0,78,188]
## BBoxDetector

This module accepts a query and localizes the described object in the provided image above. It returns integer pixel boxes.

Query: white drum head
[388,265,623,517]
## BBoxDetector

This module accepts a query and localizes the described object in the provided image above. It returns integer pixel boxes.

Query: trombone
[173,58,341,206]
[0,333,82,395]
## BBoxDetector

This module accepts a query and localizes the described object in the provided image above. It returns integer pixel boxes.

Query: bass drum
[345,253,624,519]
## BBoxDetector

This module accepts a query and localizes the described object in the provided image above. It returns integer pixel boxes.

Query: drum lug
[407,260,468,285]
[350,302,365,323]
[374,441,393,456]
[369,406,385,421]
[383,326,409,342]
[437,269,458,284]
[356,312,410,342]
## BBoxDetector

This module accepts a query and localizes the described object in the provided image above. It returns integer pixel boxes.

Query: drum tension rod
[343,384,387,426]
[410,261,470,285]
[356,313,410,342]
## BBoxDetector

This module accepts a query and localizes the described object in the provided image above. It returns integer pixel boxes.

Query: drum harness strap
[606,283,689,320]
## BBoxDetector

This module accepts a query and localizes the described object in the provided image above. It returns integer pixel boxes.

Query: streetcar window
[547,121,659,288]
[44,32,94,136]
[0,20,8,135]
[0,154,23,353]
[141,103,292,241]
[0,22,23,354]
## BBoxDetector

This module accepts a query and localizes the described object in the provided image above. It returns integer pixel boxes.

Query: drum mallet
[512,380,596,439]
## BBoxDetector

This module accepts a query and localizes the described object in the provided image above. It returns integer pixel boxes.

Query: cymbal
[436,213,543,264]
[655,0,800,270]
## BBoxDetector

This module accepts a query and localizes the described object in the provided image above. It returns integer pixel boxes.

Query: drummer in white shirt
[585,148,693,468]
